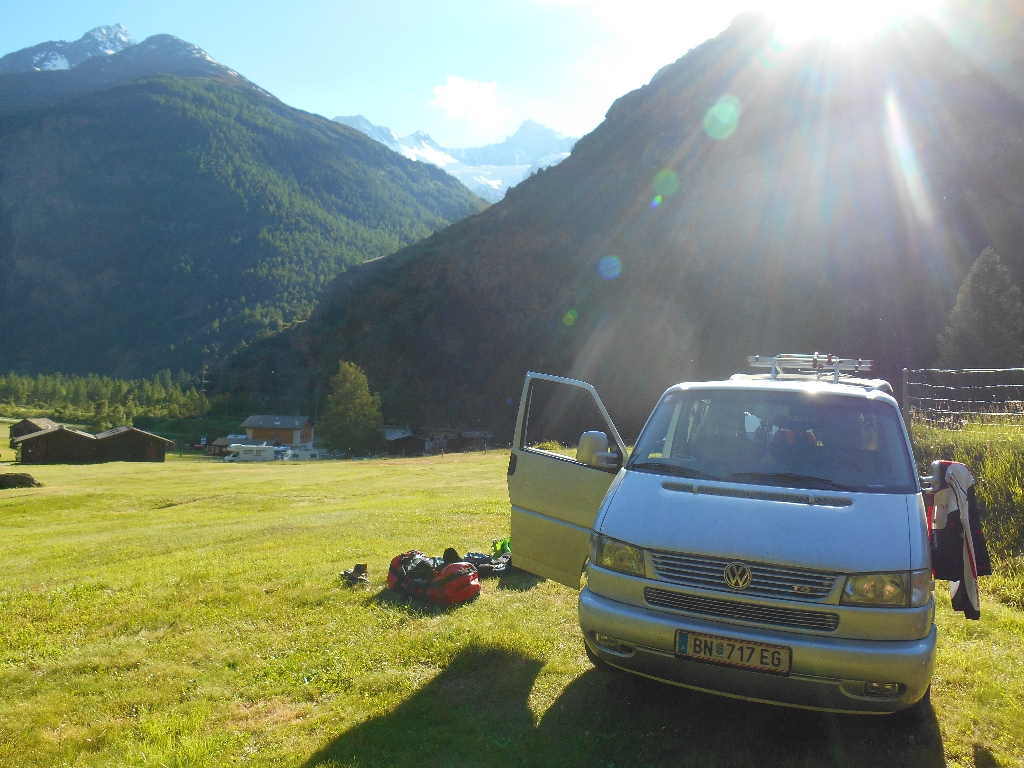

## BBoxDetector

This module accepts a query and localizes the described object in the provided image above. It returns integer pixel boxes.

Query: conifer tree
[89,399,111,433]
[937,248,1024,368]
[107,403,130,429]
[318,361,382,455]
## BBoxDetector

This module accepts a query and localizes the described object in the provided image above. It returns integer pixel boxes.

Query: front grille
[649,550,840,601]
[644,587,840,632]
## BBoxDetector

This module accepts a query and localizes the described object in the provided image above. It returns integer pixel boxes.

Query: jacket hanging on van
[930,462,992,620]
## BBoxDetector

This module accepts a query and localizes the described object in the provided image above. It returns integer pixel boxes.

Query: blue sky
[1,0,750,146]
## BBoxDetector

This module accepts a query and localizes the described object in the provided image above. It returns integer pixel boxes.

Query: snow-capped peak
[333,115,576,202]
[0,24,138,73]
[85,24,136,56]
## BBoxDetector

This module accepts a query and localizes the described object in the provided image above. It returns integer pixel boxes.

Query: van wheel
[892,686,931,727]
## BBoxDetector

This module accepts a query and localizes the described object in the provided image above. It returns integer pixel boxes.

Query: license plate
[676,630,791,675]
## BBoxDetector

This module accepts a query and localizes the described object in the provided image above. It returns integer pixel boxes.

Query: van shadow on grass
[496,567,543,591]
[304,645,944,768]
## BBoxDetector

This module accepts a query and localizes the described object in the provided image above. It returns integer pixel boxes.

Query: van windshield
[627,389,917,494]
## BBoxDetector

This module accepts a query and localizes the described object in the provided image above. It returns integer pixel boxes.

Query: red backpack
[387,550,481,604]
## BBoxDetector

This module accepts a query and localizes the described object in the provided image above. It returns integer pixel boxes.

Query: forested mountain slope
[224,6,1024,437]
[0,33,486,378]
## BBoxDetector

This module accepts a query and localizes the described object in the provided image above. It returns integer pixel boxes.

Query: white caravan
[223,445,275,462]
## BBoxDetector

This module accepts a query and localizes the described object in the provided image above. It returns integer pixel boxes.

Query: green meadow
[1,452,1022,767]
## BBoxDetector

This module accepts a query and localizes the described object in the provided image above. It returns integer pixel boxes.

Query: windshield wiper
[629,462,724,481]
[728,472,857,492]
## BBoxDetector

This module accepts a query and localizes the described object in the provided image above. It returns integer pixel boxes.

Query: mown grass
[1,418,18,464]
[1,453,1022,767]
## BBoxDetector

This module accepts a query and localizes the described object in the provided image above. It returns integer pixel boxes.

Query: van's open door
[507,373,626,588]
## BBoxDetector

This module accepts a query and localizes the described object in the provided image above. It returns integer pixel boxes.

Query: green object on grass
[492,537,511,556]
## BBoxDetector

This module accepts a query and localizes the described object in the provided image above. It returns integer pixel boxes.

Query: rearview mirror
[577,431,620,470]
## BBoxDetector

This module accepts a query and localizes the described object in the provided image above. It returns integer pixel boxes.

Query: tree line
[0,370,209,432]
[0,361,385,453]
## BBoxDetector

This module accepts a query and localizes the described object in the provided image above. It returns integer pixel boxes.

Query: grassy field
[1,418,18,463]
[1,453,1022,767]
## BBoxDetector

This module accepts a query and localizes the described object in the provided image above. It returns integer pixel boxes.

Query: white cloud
[430,77,513,136]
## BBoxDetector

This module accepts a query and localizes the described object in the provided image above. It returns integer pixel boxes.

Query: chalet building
[383,426,426,456]
[9,417,59,448]
[14,426,97,464]
[241,415,313,447]
[95,426,174,462]
[207,435,247,457]
[423,428,496,454]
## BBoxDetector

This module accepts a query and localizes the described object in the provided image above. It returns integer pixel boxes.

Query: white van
[223,444,275,462]
[508,356,934,716]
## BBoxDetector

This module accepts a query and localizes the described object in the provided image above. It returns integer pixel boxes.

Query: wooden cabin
[14,426,97,464]
[94,426,174,462]
[207,435,247,457]
[383,426,426,456]
[8,417,58,448]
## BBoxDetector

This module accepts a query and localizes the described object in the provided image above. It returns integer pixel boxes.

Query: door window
[520,378,620,462]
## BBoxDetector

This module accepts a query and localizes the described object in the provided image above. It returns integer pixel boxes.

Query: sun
[759,0,937,44]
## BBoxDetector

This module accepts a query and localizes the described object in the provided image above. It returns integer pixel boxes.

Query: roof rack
[747,353,874,384]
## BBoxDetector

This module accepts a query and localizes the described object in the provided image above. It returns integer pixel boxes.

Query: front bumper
[579,587,936,713]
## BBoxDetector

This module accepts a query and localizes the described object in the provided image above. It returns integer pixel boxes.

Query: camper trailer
[223,444,275,463]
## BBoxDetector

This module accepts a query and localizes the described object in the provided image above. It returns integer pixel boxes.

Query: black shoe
[342,563,370,585]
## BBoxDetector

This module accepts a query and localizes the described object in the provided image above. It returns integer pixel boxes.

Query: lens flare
[598,255,622,280]
[650,195,662,209]
[563,309,579,326]
[884,90,934,225]
[704,95,742,140]
[762,0,937,44]
[653,169,680,197]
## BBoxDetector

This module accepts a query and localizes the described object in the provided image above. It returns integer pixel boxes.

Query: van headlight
[590,534,646,577]
[841,570,931,607]
[909,569,933,607]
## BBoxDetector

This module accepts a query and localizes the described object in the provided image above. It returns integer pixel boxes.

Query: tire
[892,685,931,727]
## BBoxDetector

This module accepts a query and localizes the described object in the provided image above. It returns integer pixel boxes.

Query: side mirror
[577,431,620,469]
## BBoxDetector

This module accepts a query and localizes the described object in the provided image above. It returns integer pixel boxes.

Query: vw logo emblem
[723,562,752,590]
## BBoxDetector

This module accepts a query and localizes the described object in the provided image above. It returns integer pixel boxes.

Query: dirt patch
[228,698,308,731]
[0,473,41,489]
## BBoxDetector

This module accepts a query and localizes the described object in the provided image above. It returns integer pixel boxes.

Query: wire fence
[903,367,1024,437]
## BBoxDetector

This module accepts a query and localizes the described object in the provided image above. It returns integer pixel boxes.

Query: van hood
[597,470,913,573]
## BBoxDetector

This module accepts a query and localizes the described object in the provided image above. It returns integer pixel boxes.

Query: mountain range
[0,27,486,378]
[333,116,576,202]
[0,24,136,73]
[221,5,1024,440]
